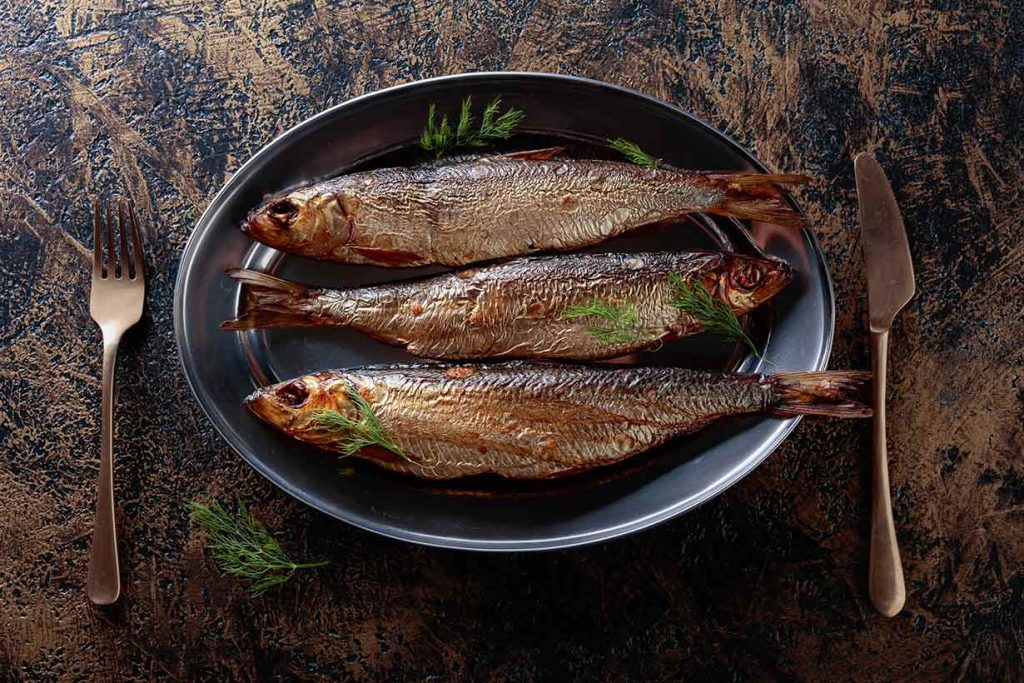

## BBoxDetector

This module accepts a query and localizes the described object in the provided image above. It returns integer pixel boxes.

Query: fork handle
[868,329,906,617]
[87,334,122,605]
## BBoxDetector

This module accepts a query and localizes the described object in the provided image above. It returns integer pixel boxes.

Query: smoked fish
[246,363,871,480]
[242,150,809,267]
[222,251,793,360]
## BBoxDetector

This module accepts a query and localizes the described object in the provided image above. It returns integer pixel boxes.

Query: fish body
[246,363,870,480]
[222,251,793,360]
[243,151,808,267]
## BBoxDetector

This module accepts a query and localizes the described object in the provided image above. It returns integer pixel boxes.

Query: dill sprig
[311,386,408,461]
[420,96,525,158]
[563,300,653,344]
[187,499,328,596]
[478,97,524,141]
[609,137,659,168]
[668,273,763,359]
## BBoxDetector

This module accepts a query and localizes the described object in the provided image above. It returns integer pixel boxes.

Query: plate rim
[173,71,835,551]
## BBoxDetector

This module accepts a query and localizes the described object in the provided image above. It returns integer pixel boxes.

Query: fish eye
[268,198,299,224]
[276,381,309,407]
[730,263,764,291]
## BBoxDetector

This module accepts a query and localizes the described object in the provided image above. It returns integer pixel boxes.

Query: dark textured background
[2,1,1022,680]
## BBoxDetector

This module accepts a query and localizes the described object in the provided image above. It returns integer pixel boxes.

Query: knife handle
[869,329,906,617]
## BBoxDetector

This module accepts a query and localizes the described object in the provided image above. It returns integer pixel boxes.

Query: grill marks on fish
[222,252,793,360]
[243,154,809,266]
[245,364,871,480]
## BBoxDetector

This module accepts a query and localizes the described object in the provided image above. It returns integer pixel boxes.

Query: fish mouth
[245,378,315,429]
[240,207,273,241]
[240,210,277,241]
[240,198,295,245]
[244,386,292,427]
[243,387,270,420]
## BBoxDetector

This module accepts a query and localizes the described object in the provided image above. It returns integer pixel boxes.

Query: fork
[87,198,145,605]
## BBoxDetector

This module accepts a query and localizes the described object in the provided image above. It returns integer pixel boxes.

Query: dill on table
[668,273,764,360]
[420,96,525,158]
[311,385,408,461]
[186,499,328,596]
[608,137,659,168]
[562,300,653,345]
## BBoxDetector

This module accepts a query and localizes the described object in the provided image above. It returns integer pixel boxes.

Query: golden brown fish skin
[245,363,870,480]
[221,252,794,360]
[242,153,809,267]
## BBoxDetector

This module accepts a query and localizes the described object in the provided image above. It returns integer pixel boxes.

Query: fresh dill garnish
[186,499,328,596]
[609,137,659,168]
[668,273,763,359]
[478,97,524,142]
[311,386,408,461]
[420,96,525,158]
[562,300,653,344]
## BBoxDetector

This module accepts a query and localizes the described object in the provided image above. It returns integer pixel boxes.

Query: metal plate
[174,73,834,551]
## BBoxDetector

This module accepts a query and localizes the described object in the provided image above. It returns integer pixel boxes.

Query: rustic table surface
[2,1,1021,680]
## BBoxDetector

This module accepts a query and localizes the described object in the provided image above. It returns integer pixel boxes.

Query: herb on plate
[420,96,525,158]
[609,137,659,168]
[312,385,408,461]
[562,300,653,345]
[187,499,328,595]
[668,273,763,359]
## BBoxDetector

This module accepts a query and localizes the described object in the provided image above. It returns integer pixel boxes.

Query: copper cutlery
[87,198,145,605]
[855,153,914,617]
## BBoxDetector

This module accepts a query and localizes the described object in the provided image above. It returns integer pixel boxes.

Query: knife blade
[856,154,916,331]
[855,152,914,618]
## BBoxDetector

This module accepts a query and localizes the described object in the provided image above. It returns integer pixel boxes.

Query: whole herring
[246,363,871,480]
[241,149,809,267]
[221,251,794,360]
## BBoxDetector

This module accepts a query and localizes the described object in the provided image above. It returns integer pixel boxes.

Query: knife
[855,153,914,617]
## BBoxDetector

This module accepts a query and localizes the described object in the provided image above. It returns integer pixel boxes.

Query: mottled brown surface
[1,1,1022,681]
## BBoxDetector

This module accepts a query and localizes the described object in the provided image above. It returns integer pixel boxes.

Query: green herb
[668,273,763,359]
[187,499,328,595]
[563,300,652,344]
[420,96,525,158]
[338,466,356,477]
[478,97,524,141]
[311,386,408,461]
[609,137,659,168]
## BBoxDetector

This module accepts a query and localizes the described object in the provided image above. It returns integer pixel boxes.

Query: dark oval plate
[174,73,833,551]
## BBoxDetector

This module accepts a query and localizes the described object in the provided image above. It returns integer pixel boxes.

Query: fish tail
[220,268,320,330]
[707,172,812,229]
[770,370,873,418]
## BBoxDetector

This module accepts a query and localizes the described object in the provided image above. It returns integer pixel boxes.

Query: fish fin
[707,172,812,229]
[770,370,873,418]
[719,173,812,194]
[351,246,423,266]
[220,268,318,330]
[495,146,566,161]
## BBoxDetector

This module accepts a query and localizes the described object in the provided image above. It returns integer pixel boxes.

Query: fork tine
[105,201,117,278]
[92,200,103,277]
[128,202,144,279]
[117,200,131,278]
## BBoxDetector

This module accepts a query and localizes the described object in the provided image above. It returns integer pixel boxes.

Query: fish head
[244,373,360,448]
[717,254,795,313]
[241,188,350,256]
